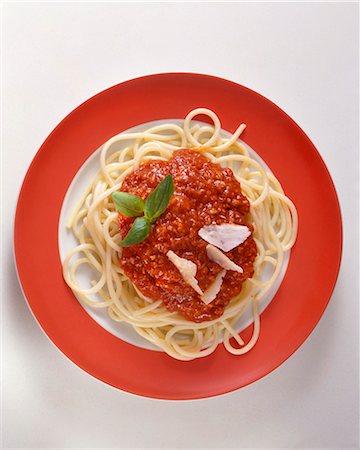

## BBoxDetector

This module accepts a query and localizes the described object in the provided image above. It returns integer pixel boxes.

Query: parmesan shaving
[201,270,226,305]
[166,250,204,296]
[206,244,243,273]
[198,224,251,252]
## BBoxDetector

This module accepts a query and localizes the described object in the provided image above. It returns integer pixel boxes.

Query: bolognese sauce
[118,149,257,322]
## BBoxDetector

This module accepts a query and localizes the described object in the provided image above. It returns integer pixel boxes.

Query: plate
[14,73,342,399]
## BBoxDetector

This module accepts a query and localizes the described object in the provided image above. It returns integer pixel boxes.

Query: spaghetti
[62,108,298,361]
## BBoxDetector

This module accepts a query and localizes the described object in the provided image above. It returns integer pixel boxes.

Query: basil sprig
[112,192,145,217]
[111,174,174,247]
[144,175,174,223]
[119,217,151,247]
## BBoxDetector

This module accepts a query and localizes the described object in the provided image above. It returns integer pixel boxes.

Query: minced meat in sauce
[118,149,257,322]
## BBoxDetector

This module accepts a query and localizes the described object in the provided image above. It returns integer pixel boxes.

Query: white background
[1,2,359,449]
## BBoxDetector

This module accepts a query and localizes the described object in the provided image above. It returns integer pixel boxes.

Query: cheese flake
[206,244,243,273]
[166,250,204,296]
[201,270,226,305]
[198,224,251,252]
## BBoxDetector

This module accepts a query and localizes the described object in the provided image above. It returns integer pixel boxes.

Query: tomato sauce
[118,149,257,322]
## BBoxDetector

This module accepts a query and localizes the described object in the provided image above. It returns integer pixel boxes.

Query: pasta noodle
[62,108,298,361]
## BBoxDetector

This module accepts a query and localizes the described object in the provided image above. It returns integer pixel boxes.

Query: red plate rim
[14,72,342,400]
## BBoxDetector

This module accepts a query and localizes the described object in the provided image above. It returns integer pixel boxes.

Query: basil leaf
[119,217,151,247]
[144,174,174,223]
[112,192,145,217]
